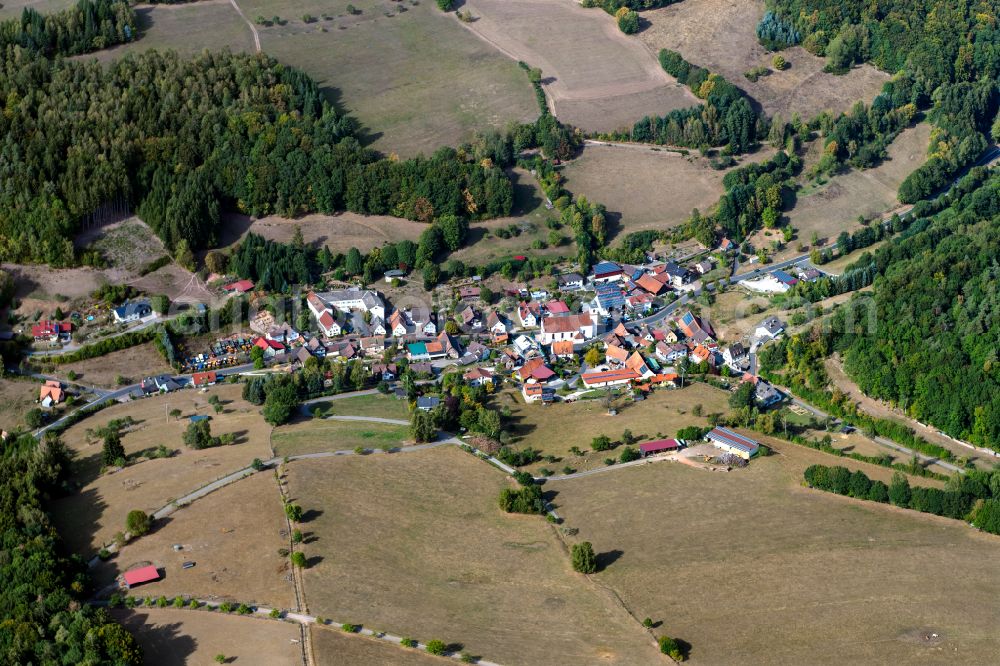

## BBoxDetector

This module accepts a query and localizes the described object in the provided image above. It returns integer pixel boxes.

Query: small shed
[122,565,160,589]
[639,439,682,457]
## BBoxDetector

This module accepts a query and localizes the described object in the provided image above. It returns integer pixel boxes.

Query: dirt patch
[639,0,889,119]
[554,440,1000,664]
[561,143,775,238]
[50,384,275,554]
[220,212,426,255]
[95,471,295,608]
[287,446,662,665]
[113,608,303,666]
[462,0,698,131]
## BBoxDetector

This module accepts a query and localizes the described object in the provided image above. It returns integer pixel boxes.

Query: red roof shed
[122,565,160,588]
[639,439,682,456]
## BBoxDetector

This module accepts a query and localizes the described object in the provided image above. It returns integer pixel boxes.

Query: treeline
[763,0,1000,201]
[0,0,134,57]
[805,464,1000,535]
[584,0,681,12]
[46,328,157,364]
[603,49,759,154]
[0,433,142,663]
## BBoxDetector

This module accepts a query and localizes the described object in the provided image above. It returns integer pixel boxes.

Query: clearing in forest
[461,0,697,132]
[553,439,999,665]
[285,446,663,665]
[639,0,888,120]
[220,212,426,255]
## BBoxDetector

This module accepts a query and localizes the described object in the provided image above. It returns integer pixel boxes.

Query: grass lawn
[286,446,662,665]
[496,382,729,475]
[113,608,302,666]
[50,384,274,554]
[309,393,410,420]
[94,471,295,608]
[271,418,410,457]
[551,438,1000,664]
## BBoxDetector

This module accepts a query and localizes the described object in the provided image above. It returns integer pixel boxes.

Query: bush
[590,435,614,451]
[401,637,418,648]
[218,602,234,613]
[156,596,169,608]
[619,446,640,463]
[436,0,452,10]
[126,510,151,537]
[658,636,684,661]
[498,484,545,514]
[615,7,639,34]
[341,623,359,632]
[290,551,307,568]
[426,639,447,656]
[236,603,252,615]
[571,541,597,574]
[173,596,185,608]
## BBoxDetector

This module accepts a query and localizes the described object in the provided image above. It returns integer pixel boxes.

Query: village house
[660,261,691,288]
[388,310,408,337]
[314,288,386,320]
[368,316,387,336]
[305,337,326,357]
[591,260,624,283]
[318,310,341,337]
[723,343,750,373]
[522,381,555,404]
[458,285,481,300]
[546,300,570,315]
[191,371,217,388]
[457,305,480,329]
[39,380,64,407]
[677,311,712,344]
[625,351,654,378]
[31,320,72,342]
[466,341,490,361]
[693,259,713,275]
[267,322,300,345]
[550,339,576,359]
[463,367,495,388]
[112,300,153,324]
[634,272,666,295]
[517,301,541,328]
[580,368,640,389]
[593,283,625,317]
[755,316,785,341]
[358,335,385,356]
[383,269,406,283]
[558,272,585,291]
[416,396,440,411]
[409,307,436,336]
[372,362,398,381]
[254,337,285,358]
[517,357,556,383]
[537,312,596,345]
[223,279,254,295]
[605,343,629,366]
[486,311,510,341]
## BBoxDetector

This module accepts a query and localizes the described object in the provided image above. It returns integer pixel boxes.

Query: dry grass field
[553,438,1000,665]
[0,0,76,19]
[50,384,274,554]
[242,0,537,156]
[54,342,173,388]
[462,0,698,132]
[639,0,889,119]
[820,241,888,275]
[310,393,410,420]
[220,212,427,255]
[0,379,44,433]
[114,608,304,666]
[94,471,296,608]
[788,123,931,242]
[561,144,774,237]
[271,418,411,457]
[312,628,446,666]
[496,382,729,474]
[286,446,664,665]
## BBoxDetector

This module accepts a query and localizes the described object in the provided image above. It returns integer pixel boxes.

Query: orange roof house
[40,381,64,406]
[635,273,666,295]
[551,340,576,358]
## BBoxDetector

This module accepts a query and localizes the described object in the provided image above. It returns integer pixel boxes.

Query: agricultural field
[271,418,411,457]
[553,438,999,665]
[495,382,729,475]
[89,0,255,61]
[286,446,663,665]
[220,211,426,256]
[561,144,774,237]
[94,471,295,608]
[113,608,303,666]
[787,122,932,242]
[243,0,537,156]
[639,0,889,120]
[50,384,274,554]
[0,378,45,433]
[463,0,697,132]
[51,342,173,388]
[311,628,445,666]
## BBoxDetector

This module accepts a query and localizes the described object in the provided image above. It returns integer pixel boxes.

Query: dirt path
[825,356,998,466]
[228,0,260,52]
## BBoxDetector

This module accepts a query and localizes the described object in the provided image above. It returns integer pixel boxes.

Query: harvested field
[639,0,889,119]
[561,143,774,237]
[94,472,295,608]
[788,123,931,242]
[550,438,1000,665]
[220,212,426,255]
[92,0,255,60]
[496,382,729,475]
[245,0,537,156]
[53,342,172,388]
[287,446,663,665]
[463,0,698,132]
[0,379,45,433]
[271,418,410,457]
[113,608,303,666]
[50,384,274,554]
[312,628,445,666]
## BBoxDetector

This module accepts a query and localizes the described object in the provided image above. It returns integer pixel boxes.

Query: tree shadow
[300,508,324,523]
[306,555,324,567]
[509,169,543,216]
[228,429,250,445]
[603,210,625,243]
[596,549,623,572]
[112,610,198,666]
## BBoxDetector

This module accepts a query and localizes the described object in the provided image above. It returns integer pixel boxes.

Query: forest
[0,0,134,57]
[763,0,1000,200]
[0,433,142,664]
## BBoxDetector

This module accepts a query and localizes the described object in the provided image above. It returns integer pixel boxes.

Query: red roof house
[223,279,254,294]
[122,565,160,589]
[31,321,72,340]
[192,371,217,387]
[546,300,570,314]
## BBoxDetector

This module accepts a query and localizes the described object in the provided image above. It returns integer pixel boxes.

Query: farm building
[580,368,640,388]
[706,427,759,460]
[121,565,160,589]
[639,439,683,457]
[592,261,624,283]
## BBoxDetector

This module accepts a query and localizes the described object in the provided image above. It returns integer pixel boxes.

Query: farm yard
[312,627,445,665]
[50,384,275,554]
[787,122,932,242]
[113,608,303,666]
[553,439,999,665]
[639,0,889,120]
[245,0,538,156]
[462,0,698,132]
[94,471,295,609]
[561,144,774,236]
[285,446,663,665]
[494,382,729,475]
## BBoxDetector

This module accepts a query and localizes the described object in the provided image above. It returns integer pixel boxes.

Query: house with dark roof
[558,272,585,290]
[416,396,440,411]
[113,300,153,324]
[591,261,624,283]
[755,316,784,340]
